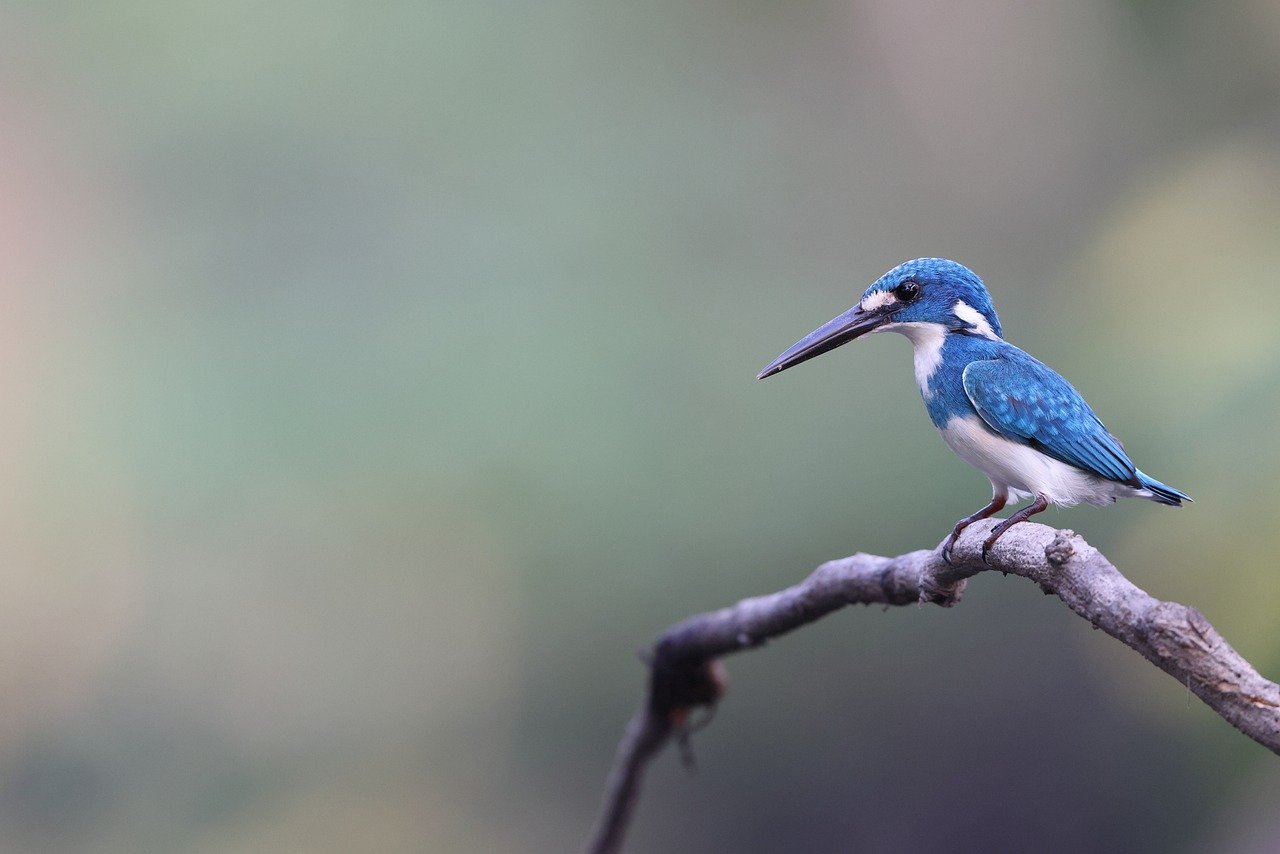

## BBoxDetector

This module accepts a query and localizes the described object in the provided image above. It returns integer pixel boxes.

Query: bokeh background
[1,2,1279,852]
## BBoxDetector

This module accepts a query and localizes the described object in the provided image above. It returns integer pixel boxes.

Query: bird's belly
[939,415,1129,506]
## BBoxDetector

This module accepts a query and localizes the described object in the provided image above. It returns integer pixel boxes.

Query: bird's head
[758,258,1002,379]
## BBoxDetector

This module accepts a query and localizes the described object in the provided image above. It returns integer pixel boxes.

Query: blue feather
[960,353,1139,486]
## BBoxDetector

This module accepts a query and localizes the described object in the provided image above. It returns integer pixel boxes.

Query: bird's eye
[895,281,920,301]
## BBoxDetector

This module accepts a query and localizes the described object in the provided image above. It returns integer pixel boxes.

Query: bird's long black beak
[757,304,889,379]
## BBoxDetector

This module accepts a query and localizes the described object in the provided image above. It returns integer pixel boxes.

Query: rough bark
[585,519,1280,854]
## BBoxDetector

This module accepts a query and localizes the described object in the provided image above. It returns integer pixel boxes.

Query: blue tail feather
[1135,470,1191,507]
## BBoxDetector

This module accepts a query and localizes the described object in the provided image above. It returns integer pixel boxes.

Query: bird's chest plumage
[910,332,995,429]
[897,330,1130,506]
[876,322,963,424]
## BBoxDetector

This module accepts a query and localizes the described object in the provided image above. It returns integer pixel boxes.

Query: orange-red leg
[942,490,1008,564]
[981,493,1049,561]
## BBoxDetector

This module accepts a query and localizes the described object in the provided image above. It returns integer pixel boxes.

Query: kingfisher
[758,258,1189,562]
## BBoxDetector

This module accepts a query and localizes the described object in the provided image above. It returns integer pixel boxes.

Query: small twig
[584,520,1280,854]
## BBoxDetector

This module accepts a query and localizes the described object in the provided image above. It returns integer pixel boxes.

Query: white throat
[877,321,947,399]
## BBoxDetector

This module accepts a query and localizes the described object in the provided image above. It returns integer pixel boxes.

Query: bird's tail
[1135,470,1192,507]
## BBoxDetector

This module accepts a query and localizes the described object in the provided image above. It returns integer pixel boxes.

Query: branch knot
[1045,530,1075,566]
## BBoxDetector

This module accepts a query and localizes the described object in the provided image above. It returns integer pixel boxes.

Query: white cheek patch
[860,290,899,312]
[953,300,999,340]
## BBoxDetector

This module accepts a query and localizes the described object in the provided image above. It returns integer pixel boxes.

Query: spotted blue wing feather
[960,356,1139,486]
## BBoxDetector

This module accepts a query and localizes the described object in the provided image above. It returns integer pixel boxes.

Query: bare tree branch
[585,519,1280,854]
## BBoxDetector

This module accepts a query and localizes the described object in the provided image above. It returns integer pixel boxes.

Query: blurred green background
[1,2,1279,852]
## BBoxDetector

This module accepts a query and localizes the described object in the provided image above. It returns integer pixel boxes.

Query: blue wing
[961,356,1139,485]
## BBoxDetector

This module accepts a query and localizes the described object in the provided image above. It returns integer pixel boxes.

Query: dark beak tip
[756,304,881,383]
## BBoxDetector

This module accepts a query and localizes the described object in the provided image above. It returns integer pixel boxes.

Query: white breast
[940,415,1144,507]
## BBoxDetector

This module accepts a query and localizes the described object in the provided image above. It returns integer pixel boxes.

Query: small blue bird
[758,258,1189,561]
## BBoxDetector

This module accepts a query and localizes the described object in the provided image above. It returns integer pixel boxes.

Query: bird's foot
[982,517,1018,563]
[941,521,971,565]
[941,532,960,566]
[943,494,1008,566]
[980,532,999,564]
[980,493,1049,564]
